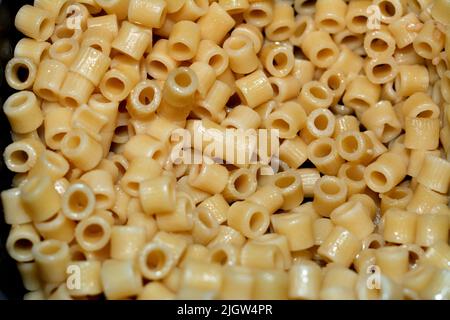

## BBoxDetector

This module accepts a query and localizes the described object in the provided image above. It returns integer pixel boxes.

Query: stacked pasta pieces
[1,0,450,300]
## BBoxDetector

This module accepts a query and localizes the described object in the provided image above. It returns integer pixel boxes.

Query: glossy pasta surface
[2,0,450,300]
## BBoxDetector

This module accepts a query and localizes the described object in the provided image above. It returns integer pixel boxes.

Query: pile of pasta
[1,0,450,300]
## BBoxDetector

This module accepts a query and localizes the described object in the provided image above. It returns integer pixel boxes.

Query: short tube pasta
[5,57,37,91]
[14,5,55,41]
[364,151,407,193]
[228,201,270,239]
[3,91,43,134]
[168,21,200,61]
[312,175,348,217]
[300,31,339,68]
[314,0,346,34]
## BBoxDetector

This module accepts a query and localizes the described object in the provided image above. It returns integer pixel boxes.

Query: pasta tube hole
[345,165,364,182]
[13,63,30,83]
[10,150,29,166]
[274,175,295,189]
[149,60,169,78]
[138,86,155,106]
[83,223,105,243]
[320,180,340,195]
[310,86,328,100]
[352,16,367,27]
[249,211,266,233]
[69,190,89,213]
[234,174,252,193]
[211,249,228,265]
[373,64,392,78]
[145,249,167,272]
[370,171,387,187]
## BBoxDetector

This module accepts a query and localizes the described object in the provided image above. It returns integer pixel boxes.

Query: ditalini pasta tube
[2,0,450,301]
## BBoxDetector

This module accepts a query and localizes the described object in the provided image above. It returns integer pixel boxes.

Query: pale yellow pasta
[332,48,364,81]
[271,212,314,251]
[253,269,289,300]
[20,174,60,222]
[312,175,348,218]
[3,91,43,134]
[15,5,55,41]
[243,0,273,28]
[416,154,450,194]
[48,38,80,67]
[382,208,417,244]
[59,71,95,108]
[375,246,409,283]
[300,30,339,68]
[336,131,373,165]
[343,75,381,114]
[146,39,179,81]
[265,2,295,41]
[228,200,270,239]
[61,182,95,221]
[197,2,235,44]
[388,13,422,49]
[235,69,273,108]
[364,56,398,85]
[413,20,445,60]
[404,117,440,150]
[364,26,396,59]
[100,259,143,300]
[394,44,425,66]
[318,226,361,267]
[291,59,315,87]
[5,57,37,91]
[298,80,333,114]
[14,38,49,65]
[278,136,308,169]
[3,138,44,174]
[314,0,346,34]
[66,260,102,297]
[307,137,345,175]
[240,241,284,270]
[333,30,364,53]
[265,101,306,139]
[2,0,450,301]
[177,261,222,299]
[330,201,374,239]
[32,240,69,284]
[6,224,40,262]
[380,185,413,214]
[1,187,31,225]
[402,92,440,119]
[361,101,402,143]
[17,262,40,292]
[34,211,75,242]
[171,0,209,22]
[345,0,370,34]
[75,213,112,252]
[303,108,336,140]
[167,21,200,62]
[415,213,449,247]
